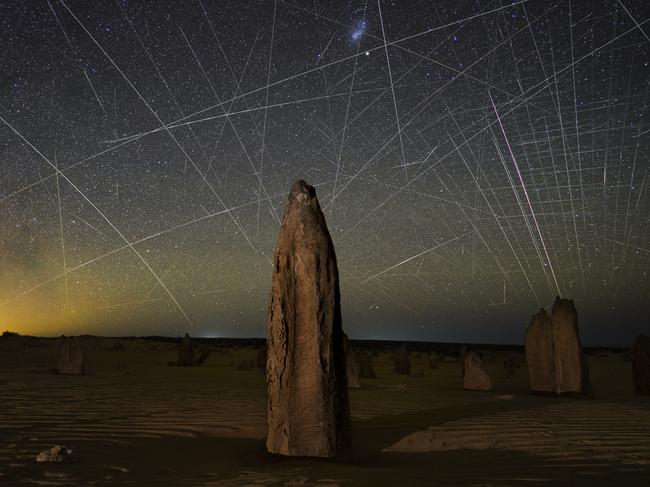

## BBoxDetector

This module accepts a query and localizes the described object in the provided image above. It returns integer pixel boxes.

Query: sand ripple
[384,400,650,465]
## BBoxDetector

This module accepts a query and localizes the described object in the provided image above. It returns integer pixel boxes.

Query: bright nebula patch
[351,20,367,41]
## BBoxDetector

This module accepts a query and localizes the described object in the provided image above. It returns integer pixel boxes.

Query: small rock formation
[177,333,196,366]
[55,336,84,375]
[551,297,591,396]
[36,445,75,463]
[503,355,522,376]
[343,333,361,389]
[525,309,556,394]
[429,357,439,369]
[266,180,350,458]
[459,345,468,377]
[631,334,650,394]
[463,351,492,391]
[358,352,377,379]
[393,344,410,375]
[256,345,267,373]
[237,359,255,371]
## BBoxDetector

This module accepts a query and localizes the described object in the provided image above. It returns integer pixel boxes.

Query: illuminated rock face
[177,333,196,367]
[525,297,591,396]
[551,297,591,396]
[393,344,410,375]
[631,334,650,395]
[525,309,556,394]
[463,351,492,391]
[55,336,83,375]
[266,180,350,458]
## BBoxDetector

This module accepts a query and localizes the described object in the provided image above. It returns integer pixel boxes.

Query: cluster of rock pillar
[525,297,591,396]
[49,172,649,464]
[257,179,648,458]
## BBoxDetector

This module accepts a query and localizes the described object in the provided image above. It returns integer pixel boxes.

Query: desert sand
[1,336,649,486]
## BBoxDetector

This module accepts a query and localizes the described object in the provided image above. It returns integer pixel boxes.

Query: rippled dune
[1,340,649,485]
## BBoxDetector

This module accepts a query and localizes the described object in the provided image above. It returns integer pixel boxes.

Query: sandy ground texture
[1,337,649,486]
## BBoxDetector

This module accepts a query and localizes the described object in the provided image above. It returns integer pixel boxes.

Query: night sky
[1,0,649,345]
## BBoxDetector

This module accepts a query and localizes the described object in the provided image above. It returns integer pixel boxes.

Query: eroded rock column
[551,297,591,396]
[266,180,350,457]
[525,308,556,394]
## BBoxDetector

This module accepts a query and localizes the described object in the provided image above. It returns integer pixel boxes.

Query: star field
[1,0,649,345]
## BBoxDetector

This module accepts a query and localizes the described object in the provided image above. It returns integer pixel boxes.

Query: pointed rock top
[553,296,575,309]
[532,308,551,322]
[552,297,577,319]
[289,180,316,202]
[278,180,333,254]
[286,180,323,217]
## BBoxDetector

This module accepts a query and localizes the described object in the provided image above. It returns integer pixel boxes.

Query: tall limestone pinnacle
[265,180,350,457]
[525,308,556,394]
[551,297,590,395]
[525,297,591,396]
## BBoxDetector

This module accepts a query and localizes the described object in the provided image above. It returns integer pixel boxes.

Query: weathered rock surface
[177,333,196,367]
[266,180,350,458]
[463,351,492,391]
[551,297,590,396]
[631,334,650,395]
[343,333,361,389]
[55,336,84,375]
[393,344,410,375]
[358,353,377,379]
[525,308,556,394]
[524,297,591,397]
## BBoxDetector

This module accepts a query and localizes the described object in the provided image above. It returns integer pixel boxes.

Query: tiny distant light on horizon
[0,0,648,346]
